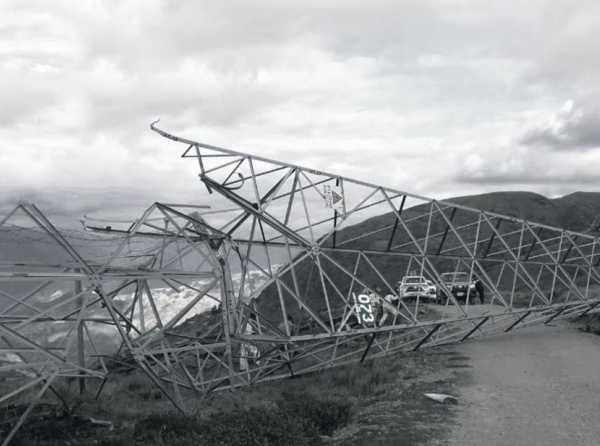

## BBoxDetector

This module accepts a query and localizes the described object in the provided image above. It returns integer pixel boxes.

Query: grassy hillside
[6,347,463,445]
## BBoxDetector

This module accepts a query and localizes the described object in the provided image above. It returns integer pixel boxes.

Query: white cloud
[1,0,600,224]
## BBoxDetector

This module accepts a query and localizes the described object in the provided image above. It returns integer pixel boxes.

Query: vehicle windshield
[405,276,425,284]
[441,273,468,283]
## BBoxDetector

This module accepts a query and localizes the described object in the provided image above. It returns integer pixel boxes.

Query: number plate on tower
[353,293,376,326]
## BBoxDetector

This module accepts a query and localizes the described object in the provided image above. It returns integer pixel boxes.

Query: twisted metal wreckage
[1,123,600,442]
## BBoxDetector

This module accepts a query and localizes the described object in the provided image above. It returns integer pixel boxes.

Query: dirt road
[444,321,600,446]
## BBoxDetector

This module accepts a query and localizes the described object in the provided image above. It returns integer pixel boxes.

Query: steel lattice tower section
[0,202,227,443]
[144,123,600,396]
[1,125,600,443]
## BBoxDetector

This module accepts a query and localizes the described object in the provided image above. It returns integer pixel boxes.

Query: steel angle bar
[357,252,417,323]
[523,222,588,301]
[226,166,293,194]
[151,125,600,246]
[386,195,407,251]
[202,176,312,248]
[480,213,549,306]
[460,316,490,341]
[504,311,532,332]
[434,203,509,308]
[275,278,331,333]
[436,206,457,255]
[155,206,221,268]
[535,262,590,304]
[17,203,94,275]
[380,190,468,316]
[314,255,335,332]
[0,280,55,316]
[1,372,59,446]
[411,324,442,351]
[561,232,600,283]
[265,190,405,246]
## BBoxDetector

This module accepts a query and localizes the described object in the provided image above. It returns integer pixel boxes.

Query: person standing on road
[368,288,382,323]
[372,287,400,326]
[277,314,297,366]
[380,293,400,326]
[475,279,485,304]
[240,314,259,371]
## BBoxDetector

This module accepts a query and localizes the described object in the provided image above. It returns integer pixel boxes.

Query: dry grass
[5,358,397,445]
[5,346,465,446]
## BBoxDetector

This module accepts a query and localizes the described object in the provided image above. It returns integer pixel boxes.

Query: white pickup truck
[396,276,437,300]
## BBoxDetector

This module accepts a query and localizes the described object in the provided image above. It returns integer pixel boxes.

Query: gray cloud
[0,187,173,227]
[520,101,600,150]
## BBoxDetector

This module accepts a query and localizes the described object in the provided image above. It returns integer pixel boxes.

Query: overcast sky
[1,0,600,224]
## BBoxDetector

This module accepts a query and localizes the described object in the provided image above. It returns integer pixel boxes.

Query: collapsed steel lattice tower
[1,124,600,443]
[0,202,226,443]
[145,123,600,398]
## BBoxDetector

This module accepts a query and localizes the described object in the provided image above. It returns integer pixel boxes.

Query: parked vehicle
[437,272,478,303]
[397,276,437,300]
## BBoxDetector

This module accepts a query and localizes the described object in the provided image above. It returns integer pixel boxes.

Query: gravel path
[445,321,600,446]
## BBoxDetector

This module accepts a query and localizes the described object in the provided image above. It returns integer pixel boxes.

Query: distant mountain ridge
[448,191,600,233]
[336,191,600,246]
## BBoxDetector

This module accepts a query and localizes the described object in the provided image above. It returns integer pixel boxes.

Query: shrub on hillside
[134,406,322,446]
[278,392,352,436]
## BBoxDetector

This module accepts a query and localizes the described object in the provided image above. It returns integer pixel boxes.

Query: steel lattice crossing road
[1,124,599,443]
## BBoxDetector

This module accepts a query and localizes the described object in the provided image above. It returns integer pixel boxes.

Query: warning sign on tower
[324,184,344,212]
